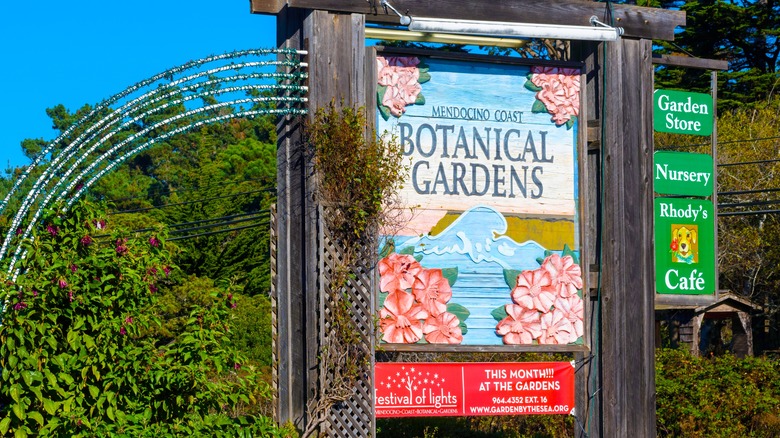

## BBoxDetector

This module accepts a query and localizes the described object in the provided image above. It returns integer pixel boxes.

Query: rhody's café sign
[375,53,584,348]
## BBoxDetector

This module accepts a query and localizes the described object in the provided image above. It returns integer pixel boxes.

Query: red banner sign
[375,362,575,418]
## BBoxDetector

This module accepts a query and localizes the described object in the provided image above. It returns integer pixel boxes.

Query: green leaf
[28,411,44,427]
[399,246,415,256]
[12,402,25,420]
[107,406,115,421]
[415,94,426,105]
[441,267,458,287]
[88,385,99,399]
[524,79,542,92]
[503,269,522,288]
[0,417,10,435]
[378,103,391,121]
[418,71,431,84]
[447,303,470,323]
[459,322,468,335]
[10,384,21,402]
[565,116,576,130]
[561,243,580,265]
[21,371,33,387]
[491,305,509,322]
[531,99,548,114]
[43,398,58,416]
[14,427,27,438]
[377,292,387,311]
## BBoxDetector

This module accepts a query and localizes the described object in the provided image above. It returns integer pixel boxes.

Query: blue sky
[0,1,276,170]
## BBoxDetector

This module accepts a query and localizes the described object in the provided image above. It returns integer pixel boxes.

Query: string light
[0,49,308,275]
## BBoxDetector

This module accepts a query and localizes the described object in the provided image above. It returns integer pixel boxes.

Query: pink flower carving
[542,254,583,298]
[423,312,463,344]
[378,253,422,293]
[555,295,584,342]
[538,309,576,345]
[511,268,556,313]
[412,268,452,316]
[496,304,543,344]
[379,290,428,343]
[377,56,423,117]
[530,66,580,126]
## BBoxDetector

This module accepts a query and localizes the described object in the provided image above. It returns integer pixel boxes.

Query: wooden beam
[251,0,685,41]
[652,54,729,71]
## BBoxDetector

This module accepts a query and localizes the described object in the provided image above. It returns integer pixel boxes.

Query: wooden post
[274,6,368,433]
[600,37,657,437]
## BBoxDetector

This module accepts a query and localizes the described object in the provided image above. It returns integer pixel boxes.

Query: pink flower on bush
[512,268,556,313]
[423,312,463,344]
[58,278,68,289]
[115,238,128,255]
[412,268,452,316]
[379,290,428,343]
[46,224,59,236]
[378,252,422,293]
[542,254,583,298]
[496,304,543,344]
[529,66,580,126]
[80,235,93,246]
[539,309,576,345]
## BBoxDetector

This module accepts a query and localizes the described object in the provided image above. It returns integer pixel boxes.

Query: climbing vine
[304,103,406,436]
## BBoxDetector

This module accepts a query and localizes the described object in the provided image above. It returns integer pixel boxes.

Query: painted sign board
[375,362,575,417]
[375,52,583,348]
[654,198,715,295]
[654,151,713,197]
[653,89,713,136]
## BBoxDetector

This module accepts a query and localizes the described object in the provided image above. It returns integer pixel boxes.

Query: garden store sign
[375,362,575,417]
[653,89,713,136]
[375,51,583,348]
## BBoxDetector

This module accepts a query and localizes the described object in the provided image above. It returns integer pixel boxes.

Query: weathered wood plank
[601,37,656,438]
[652,54,729,71]
[274,6,320,430]
[251,0,685,41]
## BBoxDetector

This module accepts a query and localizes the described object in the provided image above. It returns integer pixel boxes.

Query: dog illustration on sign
[670,224,698,264]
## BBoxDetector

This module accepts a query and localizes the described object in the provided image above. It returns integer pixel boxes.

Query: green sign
[655,198,715,295]
[653,89,713,136]
[654,151,713,197]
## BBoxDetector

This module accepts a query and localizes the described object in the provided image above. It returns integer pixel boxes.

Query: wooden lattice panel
[319,206,375,437]
[270,204,279,422]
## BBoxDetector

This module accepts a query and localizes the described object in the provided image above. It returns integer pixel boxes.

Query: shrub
[0,200,290,437]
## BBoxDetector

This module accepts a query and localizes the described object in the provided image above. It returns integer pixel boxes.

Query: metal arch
[0,48,308,278]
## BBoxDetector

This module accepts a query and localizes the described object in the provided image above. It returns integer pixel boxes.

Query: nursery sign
[654,151,713,197]
[654,198,716,295]
[653,89,713,136]
[375,52,583,348]
[374,362,575,417]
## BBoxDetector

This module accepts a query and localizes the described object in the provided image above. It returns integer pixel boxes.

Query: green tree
[653,0,780,109]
